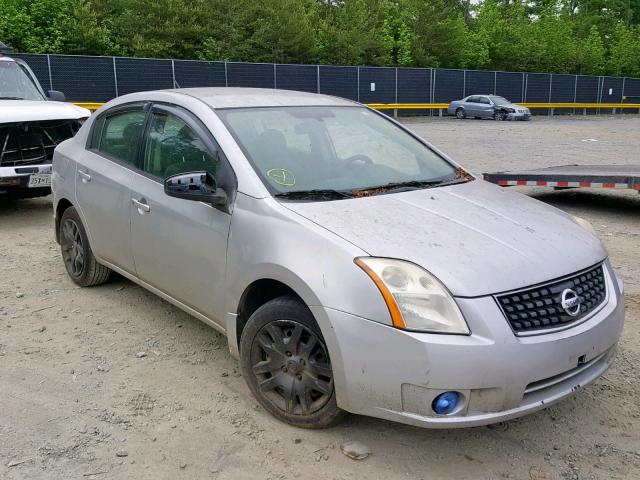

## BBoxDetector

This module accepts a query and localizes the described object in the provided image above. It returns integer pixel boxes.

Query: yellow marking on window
[267,169,295,187]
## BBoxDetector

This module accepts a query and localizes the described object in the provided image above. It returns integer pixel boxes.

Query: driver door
[129,104,234,325]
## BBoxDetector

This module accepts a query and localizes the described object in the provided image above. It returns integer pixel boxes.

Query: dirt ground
[1,115,639,480]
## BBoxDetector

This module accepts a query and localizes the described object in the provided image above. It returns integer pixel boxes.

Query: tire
[455,108,466,119]
[59,206,111,287]
[493,111,506,121]
[240,294,344,428]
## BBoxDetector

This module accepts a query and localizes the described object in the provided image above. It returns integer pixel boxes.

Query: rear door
[477,96,494,117]
[76,104,146,274]
[465,96,479,116]
[129,104,235,324]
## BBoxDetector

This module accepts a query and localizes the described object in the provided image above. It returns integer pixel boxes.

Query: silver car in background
[52,88,622,429]
[448,95,531,121]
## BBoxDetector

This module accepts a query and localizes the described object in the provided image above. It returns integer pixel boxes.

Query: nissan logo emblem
[561,288,581,316]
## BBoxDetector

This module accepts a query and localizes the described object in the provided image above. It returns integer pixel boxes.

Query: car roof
[169,87,357,109]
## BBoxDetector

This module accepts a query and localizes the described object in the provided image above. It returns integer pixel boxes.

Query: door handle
[131,198,151,214]
[78,170,91,183]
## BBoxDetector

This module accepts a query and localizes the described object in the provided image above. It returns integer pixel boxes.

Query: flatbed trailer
[483,164,640,193]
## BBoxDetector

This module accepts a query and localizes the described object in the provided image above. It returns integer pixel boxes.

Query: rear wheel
[59,206,111,287]
[455,108,466,119]
[240,295,344,428]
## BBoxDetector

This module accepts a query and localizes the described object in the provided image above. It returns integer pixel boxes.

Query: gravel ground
[1,115,639,480]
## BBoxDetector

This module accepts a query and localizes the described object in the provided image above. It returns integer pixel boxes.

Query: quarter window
[97,110,146,165]
[143,110,219,179]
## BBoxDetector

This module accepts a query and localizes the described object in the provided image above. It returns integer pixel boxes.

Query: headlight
[569,214,596,236]
[355,257,470,334]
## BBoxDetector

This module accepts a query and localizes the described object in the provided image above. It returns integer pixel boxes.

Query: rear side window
[96,110,146,165]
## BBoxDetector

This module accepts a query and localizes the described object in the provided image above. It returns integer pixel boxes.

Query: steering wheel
[345,154,373,166]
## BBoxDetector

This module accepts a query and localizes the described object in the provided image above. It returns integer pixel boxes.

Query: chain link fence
[13,53,640,114]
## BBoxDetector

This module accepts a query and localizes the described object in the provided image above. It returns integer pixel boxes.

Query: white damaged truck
[0,45,90,199]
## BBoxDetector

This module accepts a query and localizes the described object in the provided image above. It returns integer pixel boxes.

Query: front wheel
[493,111,507,121]
[240,295,344,428]
[59,206,111,287]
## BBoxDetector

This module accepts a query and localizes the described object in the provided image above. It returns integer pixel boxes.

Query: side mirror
[47,90,66,102]
[164,171,227,206]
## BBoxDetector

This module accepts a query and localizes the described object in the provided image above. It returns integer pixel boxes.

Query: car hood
[0,100,90,124]
[283,180,606,297]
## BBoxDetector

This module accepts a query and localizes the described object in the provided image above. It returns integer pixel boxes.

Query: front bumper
[506,112,531,121]
[313,261,624,428]
[0,163,52,195]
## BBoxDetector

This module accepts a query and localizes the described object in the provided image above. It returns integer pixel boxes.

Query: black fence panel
[496,72,524,103]
[550,74,575,102]
[625,77,640,98]
[433,69,464,103]
[526,73,551,114]
[275,64,317,93]
[600,76,624,114]
[227,62,274,88]
[623,78,640,114]
[465,70,494,96]
[550,74,576,114]
[50,55,116,102]
[601,77,624,103]
[318,66,358,101]
[115,57,173,96]
[174,60,226,88]
[12,53,51,91]
[358,67,395,104]
[575,76,600,103]
[397,68,431,115]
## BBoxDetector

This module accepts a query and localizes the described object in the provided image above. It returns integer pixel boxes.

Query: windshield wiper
[0,96,25,100]
[274,189,353,201]
[352,178,467,196]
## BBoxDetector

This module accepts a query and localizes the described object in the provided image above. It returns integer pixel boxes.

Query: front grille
[0,120,80,167]
[496,264,606,334]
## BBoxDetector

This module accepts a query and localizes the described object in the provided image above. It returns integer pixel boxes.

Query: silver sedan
[448,95,531,120]
[52,88,622,429]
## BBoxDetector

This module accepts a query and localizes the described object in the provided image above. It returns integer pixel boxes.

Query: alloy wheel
[61,218,85,277]
[249,320,333,416]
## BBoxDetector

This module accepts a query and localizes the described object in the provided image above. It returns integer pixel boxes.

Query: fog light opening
[432,391,461,415]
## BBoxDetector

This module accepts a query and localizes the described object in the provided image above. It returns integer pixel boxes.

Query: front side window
[0,60,44,101]
[489,96,510,106]
[97,110,146,165]
[218,106,463,196]
[142,110,219,179]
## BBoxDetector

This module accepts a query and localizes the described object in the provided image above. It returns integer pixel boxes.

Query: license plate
[28,173,51,188]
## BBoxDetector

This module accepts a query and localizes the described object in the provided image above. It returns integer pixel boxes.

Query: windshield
[489,96,510,106]
[218,106,466,197]
[0,60,45,100]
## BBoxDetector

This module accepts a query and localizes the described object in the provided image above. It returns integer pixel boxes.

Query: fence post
[171,59,176,88]
[432,69,436,117]
[573,75,577,116]
[316,65,320,93]
[620,77,626,115]
[357,67,360,102]
[462,70,466,98]
[112,57,119,97]
[548,74,553,116]
[224,62,228,87]
[273,63,277,89]
[46,54,53,91]
[493,71,497,95]
[394,67,398,118]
